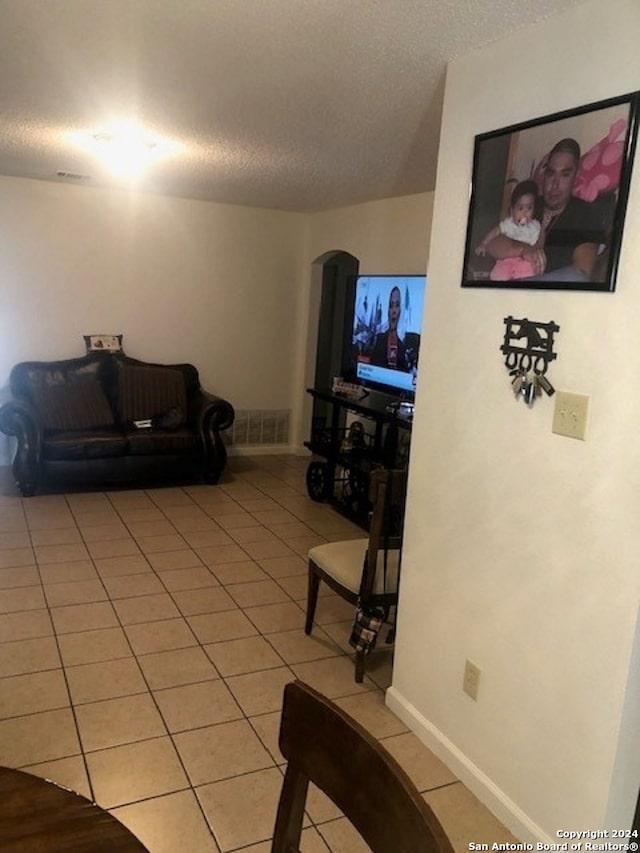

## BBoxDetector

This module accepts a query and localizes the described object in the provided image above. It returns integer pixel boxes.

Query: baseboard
[385,686,553,844]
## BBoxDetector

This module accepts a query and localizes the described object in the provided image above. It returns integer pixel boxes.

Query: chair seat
[309,538,400,595]
[305,468,408,682]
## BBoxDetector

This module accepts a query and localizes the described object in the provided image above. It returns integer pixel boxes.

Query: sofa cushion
[42,429,128,461]
[31,381,115,432]
[117,364,187,425]
[124,428,199,456]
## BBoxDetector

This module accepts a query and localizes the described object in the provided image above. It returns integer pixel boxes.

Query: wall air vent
[226,409,291,447]
[56,171,90,180]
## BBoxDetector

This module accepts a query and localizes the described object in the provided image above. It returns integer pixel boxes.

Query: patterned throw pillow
[31,381,115,431]
[117,363,187,426]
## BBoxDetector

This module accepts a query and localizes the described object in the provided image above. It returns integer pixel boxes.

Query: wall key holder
[501,316,559,407]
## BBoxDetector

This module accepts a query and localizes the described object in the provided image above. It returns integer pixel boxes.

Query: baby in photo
[476,179,541,281]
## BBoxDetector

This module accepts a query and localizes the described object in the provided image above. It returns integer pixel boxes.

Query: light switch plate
[552,391,589,440]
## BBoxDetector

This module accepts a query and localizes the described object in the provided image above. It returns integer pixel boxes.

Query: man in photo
[370,286,407,370]
[485,138,606,283]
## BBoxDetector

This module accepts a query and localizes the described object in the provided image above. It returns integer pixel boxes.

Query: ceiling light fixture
[91,125,157,181]
[69,120,180,182]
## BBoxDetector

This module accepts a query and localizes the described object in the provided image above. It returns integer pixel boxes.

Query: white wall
[0,174,303,410]
[389,0,640,839]
[305,193,432,276]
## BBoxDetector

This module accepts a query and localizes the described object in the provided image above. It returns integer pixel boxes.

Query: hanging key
[536,374,555,396]
[524,378,537,406]
[511,370,525,395]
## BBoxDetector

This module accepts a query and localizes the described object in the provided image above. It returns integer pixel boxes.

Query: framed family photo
[461,92,639,292]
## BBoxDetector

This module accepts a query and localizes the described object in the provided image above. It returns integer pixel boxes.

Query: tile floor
[0,454,518,852]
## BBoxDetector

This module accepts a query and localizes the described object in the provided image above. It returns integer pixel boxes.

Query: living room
[0,0,639,845]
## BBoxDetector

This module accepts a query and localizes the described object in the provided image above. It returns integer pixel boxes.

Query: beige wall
[389,0,640,839]
[0,175,303,437]
[305,193,432,275]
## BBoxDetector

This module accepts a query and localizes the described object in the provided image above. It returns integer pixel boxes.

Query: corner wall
[389,0,640,837]
[0,175,304,460]
[0,175,432,464]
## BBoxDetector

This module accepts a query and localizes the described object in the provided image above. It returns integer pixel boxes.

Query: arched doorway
[313,251,359,390]
[311,250,359,436]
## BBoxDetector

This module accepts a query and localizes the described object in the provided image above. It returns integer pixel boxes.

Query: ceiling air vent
[56,171,90,180]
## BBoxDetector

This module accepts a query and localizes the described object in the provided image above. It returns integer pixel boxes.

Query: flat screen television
[351,274,426,398]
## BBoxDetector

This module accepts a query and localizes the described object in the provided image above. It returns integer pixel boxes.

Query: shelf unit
[304,387,412,526]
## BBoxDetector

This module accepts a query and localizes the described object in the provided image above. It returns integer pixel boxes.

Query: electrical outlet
[463,659,481,701]
[552,391,590,440]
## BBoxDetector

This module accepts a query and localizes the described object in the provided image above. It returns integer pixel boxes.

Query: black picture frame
[461,92,639,292]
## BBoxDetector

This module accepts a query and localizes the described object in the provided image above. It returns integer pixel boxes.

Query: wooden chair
[271,680,454,853]
[305,468,407,681]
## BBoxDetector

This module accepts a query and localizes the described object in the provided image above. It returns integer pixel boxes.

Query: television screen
[351,274,426,397]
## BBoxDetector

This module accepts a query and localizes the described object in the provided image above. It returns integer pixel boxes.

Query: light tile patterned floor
[0,454,518,852]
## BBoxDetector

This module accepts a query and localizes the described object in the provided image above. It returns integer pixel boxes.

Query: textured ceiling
[0,0,586,212]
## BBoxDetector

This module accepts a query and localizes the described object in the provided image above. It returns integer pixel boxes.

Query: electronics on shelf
[331,377,368,400]
[385,400,415,420]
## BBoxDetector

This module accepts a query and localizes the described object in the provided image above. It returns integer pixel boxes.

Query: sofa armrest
[189,391,235,484]
[0,398,43,496]
[190,391,235,432]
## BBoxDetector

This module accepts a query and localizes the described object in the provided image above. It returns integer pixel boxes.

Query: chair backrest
[360,468,407,601]
[271,680,454,853]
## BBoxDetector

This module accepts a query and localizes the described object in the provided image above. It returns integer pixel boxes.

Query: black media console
[304,387,413,528]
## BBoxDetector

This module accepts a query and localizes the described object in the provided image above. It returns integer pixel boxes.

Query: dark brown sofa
[0,352,234,496]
